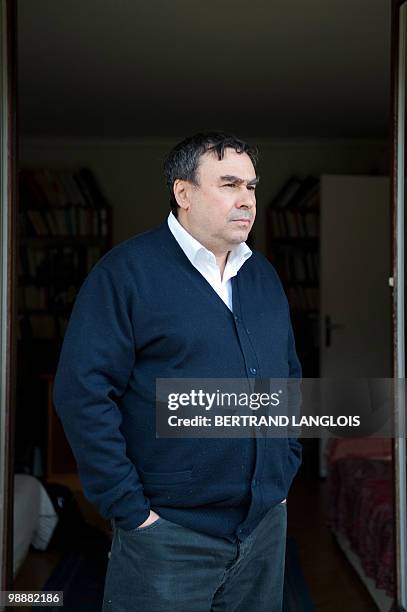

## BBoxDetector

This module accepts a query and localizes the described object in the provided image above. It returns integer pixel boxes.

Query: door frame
[0,0,17,601]
[392,0,407,609]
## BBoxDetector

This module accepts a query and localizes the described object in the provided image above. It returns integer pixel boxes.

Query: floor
[13,474,382,612]
[287,475,379,612]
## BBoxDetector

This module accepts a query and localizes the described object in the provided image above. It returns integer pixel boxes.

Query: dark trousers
[102,501,287,612]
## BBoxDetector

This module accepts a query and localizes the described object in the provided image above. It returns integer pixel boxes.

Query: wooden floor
[288,475,379,611]
[13,475,381,611]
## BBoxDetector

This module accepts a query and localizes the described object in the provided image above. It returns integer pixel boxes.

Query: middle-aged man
[53,131,302,612]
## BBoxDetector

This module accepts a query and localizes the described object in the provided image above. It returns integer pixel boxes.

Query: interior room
[10,1,394,611]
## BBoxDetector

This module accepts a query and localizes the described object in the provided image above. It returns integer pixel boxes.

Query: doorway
[0,1,400,611]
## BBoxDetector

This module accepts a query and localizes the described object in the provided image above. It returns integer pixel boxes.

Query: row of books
[19,168,107,209]
[269,175,320,210]
[18,285,47,310]
[269,209,319,238]
[19,246,101,289]
[286,286,320,312]
[274,249,319,284]
[18,313,69,341]
[20,204,109,238]
[18,284,80,313]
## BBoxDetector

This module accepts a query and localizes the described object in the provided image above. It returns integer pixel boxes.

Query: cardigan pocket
[138,466,193,485]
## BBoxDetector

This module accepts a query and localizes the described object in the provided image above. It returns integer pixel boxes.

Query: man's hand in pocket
[138,509,161,529]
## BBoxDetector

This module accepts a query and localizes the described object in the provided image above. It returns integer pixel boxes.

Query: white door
[319,174,392,476]
[320,174,391,379]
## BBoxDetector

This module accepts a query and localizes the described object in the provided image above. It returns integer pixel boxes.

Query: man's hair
[163,131,258,216]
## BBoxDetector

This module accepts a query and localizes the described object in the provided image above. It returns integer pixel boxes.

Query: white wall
[19,138,388,255]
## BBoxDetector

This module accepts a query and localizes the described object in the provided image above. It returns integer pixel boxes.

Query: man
[53,132,302,612]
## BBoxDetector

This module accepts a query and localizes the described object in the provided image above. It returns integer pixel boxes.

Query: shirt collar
[167,212,252,273]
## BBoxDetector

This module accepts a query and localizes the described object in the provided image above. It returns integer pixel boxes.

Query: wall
[19,137,388,255]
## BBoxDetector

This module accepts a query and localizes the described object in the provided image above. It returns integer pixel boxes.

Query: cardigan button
[249,367,257,375]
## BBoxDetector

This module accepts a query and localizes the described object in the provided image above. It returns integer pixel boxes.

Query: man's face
[177,148,257,255]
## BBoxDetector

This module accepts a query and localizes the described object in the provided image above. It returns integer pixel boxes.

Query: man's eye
[223,183,236,188]
[247,186,256,191]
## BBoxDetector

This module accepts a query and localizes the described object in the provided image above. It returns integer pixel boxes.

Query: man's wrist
[113,506,151,531]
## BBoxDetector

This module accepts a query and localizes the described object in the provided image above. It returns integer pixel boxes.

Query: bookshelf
[266,175,320,377]
[18,167,112,343]
[16,167,112,481]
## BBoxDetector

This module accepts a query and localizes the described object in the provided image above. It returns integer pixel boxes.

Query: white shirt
[167,212,252,311]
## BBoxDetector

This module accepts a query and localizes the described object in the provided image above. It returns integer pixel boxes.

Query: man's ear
[173,179,191,211]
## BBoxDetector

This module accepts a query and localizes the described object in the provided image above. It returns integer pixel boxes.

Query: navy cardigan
[53,221,302,542]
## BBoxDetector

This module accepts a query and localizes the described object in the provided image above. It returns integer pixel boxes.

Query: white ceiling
[17,0,391,139]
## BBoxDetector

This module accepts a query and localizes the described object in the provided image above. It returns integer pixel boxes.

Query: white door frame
[393,0,407,609]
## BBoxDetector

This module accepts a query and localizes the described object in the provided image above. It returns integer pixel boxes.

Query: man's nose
[237,190,256,208]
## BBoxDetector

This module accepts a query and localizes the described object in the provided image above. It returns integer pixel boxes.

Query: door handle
[325,315,345,347]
